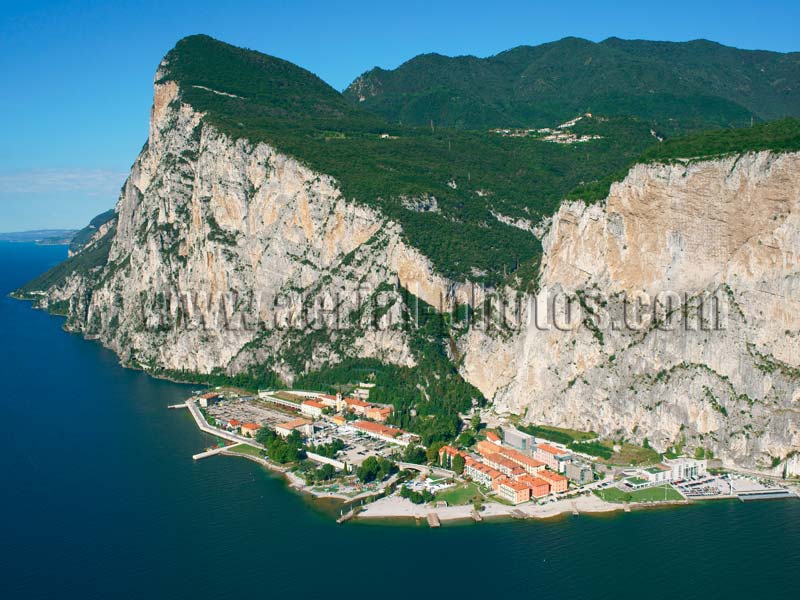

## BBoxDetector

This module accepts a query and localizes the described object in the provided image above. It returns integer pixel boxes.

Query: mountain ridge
[345,36,800,131]
[13,35,800,473]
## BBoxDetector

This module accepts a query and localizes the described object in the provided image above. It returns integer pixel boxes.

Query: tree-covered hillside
[345,37,800,133]
[153,36,800,288]
[160,36,663,287]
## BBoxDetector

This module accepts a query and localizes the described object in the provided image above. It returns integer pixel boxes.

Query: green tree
[316,463,336,481]
[426,441,446,464]
[471,412,482,431]
[402,444,427,465]
[457,430,476,448]
[452,454,465,475]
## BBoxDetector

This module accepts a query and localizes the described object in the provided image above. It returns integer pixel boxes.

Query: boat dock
[167,403,187,409]
[337,508,357,524]
[427,512,441,528]
[193,443,242,461]
[738,489,797,502]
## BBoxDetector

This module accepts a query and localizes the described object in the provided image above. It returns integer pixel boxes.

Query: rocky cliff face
[33,69,466,383]
[460,152,800,473]
[24,67,799,473]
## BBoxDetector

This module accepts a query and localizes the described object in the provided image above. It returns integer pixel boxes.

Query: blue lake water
[1,240,798,599]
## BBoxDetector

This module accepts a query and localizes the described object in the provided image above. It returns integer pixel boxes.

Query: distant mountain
[344,37,800,133]
[0,229,77,245]
[68,209,115,255]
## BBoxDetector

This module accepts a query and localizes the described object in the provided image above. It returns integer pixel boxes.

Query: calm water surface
[0,241,797,599]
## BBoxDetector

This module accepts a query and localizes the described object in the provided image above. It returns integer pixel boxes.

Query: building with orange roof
[464,457,505,488]
[228,419,241,429]
[519,474,551,498]
[537,469,568,493]
[300,399,326,419]
[331,415,347,426]
[316,394,338,407]
[275,418,313,438]
[483,453,526,478]
[496,478,531,505]
[438,445,468,469]
[498,446,546,475]
[353,420,416,446]
[344,397,371,415]
[240,422,262,438]
[476,439,503,458]
[485,431,502,444]
[534,443,573,472]
[365,405,393,422]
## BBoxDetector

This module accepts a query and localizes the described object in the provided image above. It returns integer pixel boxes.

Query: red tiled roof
[537,443,568,456]
[537,469,567,483]
[345,397,371,408]
[353,420,403,438]
[500,479,530,492]
[439,445,467,458]
[241,422,261,430]
[277,418,311,431]
[465,458,504,481]
[499,446,545,468]
[519,475,551,493]
[486,431,501,442]
[302,400,326,409]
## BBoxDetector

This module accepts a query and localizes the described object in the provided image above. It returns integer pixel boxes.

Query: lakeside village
[172,386,799,525]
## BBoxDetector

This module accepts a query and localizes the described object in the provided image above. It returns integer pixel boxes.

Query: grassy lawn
[228,443,264,458]
[594,484,683,503]
[593,487,631,503]
[629,485,683,502]
[436,482,484,506]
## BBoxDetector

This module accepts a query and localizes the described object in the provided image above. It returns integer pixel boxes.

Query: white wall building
[663,457,707,481]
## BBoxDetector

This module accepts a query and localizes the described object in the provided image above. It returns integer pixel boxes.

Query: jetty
[471,509,483,522]
[738,489,797,502]
[571,501,579,516]
[337,508,357,524]
[193,443,242,461]
[167,403,187,409]
[427,512,441,528]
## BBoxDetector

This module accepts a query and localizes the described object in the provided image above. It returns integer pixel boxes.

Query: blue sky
[1,0,798,231]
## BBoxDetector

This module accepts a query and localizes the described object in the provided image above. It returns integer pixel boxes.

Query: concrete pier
[193,443,242,460]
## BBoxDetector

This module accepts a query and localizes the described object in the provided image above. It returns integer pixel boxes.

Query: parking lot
[308,422,400,466]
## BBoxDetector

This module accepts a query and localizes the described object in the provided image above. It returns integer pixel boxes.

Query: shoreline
[15,295,800,525]
[220,445,725,525]
[353,491,695,524]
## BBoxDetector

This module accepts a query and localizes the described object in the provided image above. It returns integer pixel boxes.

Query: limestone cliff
[26,68,465,383]
[19,60,799,474]
[460,152,800,473]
